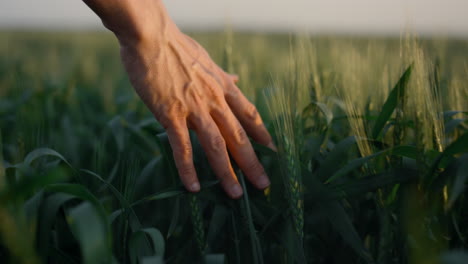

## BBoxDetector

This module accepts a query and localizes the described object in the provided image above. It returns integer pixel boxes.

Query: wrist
[116,22,183,63]
[88,0,176,49]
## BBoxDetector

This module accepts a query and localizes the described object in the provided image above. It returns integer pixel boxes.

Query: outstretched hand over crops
[83,0,275,198]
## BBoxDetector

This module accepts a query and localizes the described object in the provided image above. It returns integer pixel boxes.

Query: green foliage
[0,32,467,264]
[372,65,412,139]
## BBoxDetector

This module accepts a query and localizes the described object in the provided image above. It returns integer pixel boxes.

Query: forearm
[82,0,177,46]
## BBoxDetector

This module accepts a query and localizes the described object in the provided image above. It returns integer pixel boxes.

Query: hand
[84,0,275,199]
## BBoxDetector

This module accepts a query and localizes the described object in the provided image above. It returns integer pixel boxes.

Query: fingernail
[257,174,270,189]
[190,182,200,192]
[267,142,278,152]
[231,184,243,198]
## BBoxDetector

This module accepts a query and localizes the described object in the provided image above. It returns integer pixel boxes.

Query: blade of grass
[372,65,412,139]
[206,205,229,250]
[319,201,374,263]
[0,167,68,202]
[23,148,72,168]
[37,193,75,257]
[44,183,112,255]
[166,196,180,239]
[141,256,164,264]
[238,171,263,264]
[66,201,109,264]
[326,145,419,183]
[448,154,468,208]
[426,132,468,186]
[80,169,153,252]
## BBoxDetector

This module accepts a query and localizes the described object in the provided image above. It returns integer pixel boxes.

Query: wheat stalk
[189,194,205,255]
[265,64,304,239]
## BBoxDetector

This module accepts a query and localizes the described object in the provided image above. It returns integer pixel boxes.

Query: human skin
[82,0,275,199]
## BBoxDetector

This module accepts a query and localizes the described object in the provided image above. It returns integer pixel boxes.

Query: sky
[0,0,467,36]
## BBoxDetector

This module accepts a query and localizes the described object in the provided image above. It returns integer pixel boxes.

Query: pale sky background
[0,0,467,36]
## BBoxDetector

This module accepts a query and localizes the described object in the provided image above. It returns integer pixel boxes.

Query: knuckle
[187,86,203,105]
[233,127,249,145]
[245,103,259,121]
[174,142,192,158]
[226,85,240,99]
[162,99,188,120]
[209,135,226,153]
[210,101,229,116]
[245,159,264,175]
[211,91,225,105]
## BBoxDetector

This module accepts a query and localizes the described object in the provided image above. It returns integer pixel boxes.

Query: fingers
[211,105,270,190]
[229,74,239,83]
[166,121,200,192]
[224,84,276,151]
[192,115,244,199]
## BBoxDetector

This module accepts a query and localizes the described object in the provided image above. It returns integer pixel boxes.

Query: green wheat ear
[189,194,205,255]
[402,35,445,153]
[265,72,304,240]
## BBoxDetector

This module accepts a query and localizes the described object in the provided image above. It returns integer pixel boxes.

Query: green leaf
[107,115,125,152]
[132,189,185,207]
[302,101,334,127]
[391,145,420,160]
[448,154,468,207]
[251,141,276,157]
[0,167,68,202]
[312,101,334,126]
[129,228,165,264]
[23,190,44,222]
[443,111,468,120]
[80,169,153,253]
[155,132,178,182]
[326,168,418,201]
[81,169,143,230]
[141,256,164,264]
[44,183,112,252]
[141,228,165,257]
[372,65,412,139]
[67,202,110,264]
[444,133,468,157]
[109,208,124,224]
[427,133,468,186]
[126,121,159,153]
[37,193,75,256]
[445,119,467,134]
[238,171,263,264]
[206,205,229,249]
[204,254,225,264]
[280,218,306,264]
[317,136,357,180]
[132,180,219,207]
[23,148,72,168]
[166,196,181,239]
[440,250,468,264]
[326,145,419,183]
[319,201,374,263]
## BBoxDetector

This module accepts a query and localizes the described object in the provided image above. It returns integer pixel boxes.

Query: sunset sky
[1,0,467,36]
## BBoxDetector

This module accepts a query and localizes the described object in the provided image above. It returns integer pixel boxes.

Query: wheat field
[0,31,467,263]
